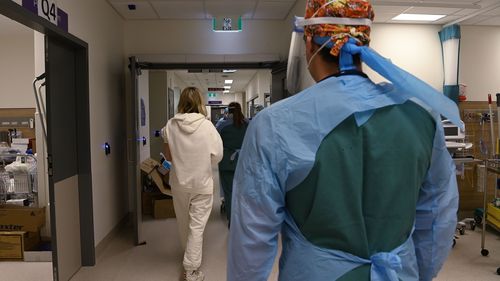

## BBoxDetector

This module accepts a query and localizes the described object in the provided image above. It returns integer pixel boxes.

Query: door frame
[0,0,95,274]
[127,59,285,244]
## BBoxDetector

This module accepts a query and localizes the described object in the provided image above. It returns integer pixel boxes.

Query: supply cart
[0,154,37,207]
[480,159,500,255]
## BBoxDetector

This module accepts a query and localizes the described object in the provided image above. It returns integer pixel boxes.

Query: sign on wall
[212,16,242,32]
[22,0,69,32]
[207,92,222,105]
[37,0,57,24]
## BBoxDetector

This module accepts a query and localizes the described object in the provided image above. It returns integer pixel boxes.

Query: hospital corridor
[2,0,500,280]
[1,180,500,281]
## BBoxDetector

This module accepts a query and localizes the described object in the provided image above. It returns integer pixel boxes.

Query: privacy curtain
[439,24,461,104]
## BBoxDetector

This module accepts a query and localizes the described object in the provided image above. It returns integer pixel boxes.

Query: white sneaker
[183,270,205,281]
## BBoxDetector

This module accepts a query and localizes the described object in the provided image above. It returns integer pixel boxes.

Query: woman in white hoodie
[161,87,223,281]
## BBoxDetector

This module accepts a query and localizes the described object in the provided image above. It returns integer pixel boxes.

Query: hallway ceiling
[372,0,500,25]
[107,0,297,20]
[172,69,258,94]
[108,0,500,26]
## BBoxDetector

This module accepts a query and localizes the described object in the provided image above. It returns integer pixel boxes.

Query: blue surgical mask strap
[314,36,357,72]
[339,48,356,72]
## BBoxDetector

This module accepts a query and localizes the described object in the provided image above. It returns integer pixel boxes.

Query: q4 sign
[37,0,58,25]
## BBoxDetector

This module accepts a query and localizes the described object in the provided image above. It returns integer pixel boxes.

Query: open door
[127,57,146,246]
[45,35,94,280]
[271,62,289,104]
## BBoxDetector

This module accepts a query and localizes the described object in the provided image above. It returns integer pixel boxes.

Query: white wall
[245,71,259,102]
[257,70,271,105]
[34,31,51,238]
[124,19,290,60]
[149,71,168,162]
[287,0,444,92]
[459,26,500,101]
[167,71,188,114]
[235,92,243,106]
[0,19,35,108]
[138,71,150,163]
[244,70,271,106]
[223,93,239,105]
[368,24,444,91]
[50,0,126,246]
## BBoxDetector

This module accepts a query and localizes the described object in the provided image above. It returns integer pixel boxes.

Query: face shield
[286,16,308,95]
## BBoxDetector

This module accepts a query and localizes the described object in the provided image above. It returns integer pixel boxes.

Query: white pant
[172,188,213,271]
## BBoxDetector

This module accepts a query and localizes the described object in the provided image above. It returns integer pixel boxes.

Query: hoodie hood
[172,113,206,134]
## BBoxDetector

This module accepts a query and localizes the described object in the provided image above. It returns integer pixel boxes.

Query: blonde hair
[177,87,207,116]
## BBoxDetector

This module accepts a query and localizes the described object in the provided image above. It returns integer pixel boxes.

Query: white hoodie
[161,113,223,194]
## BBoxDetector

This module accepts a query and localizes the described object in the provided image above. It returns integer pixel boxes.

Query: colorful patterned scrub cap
[304,0,375,56]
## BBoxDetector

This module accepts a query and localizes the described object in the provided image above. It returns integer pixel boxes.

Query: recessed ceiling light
[223,70,237,73]
[225,80,233,84]
[223,90,230,93]
[392,13,445,21]
[224,86,231,89]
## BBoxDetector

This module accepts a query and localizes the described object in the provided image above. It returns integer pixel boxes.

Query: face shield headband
[294,14,373,69]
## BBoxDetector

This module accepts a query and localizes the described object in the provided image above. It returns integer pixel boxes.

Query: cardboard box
[0,231,25,260]
[0,205,45,232]
[0,231,41,260]
[23,231,41,251]
[142,191,160,215]
[140,158,172,196]
[142,191,171,216]
[153,197,176,219]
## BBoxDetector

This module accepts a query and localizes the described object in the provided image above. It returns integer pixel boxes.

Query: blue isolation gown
[227,42,459,281]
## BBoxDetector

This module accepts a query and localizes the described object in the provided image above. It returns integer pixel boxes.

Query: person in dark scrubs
[216,102,248,223]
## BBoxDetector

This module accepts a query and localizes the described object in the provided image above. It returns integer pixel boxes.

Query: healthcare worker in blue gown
[227,0,460,281]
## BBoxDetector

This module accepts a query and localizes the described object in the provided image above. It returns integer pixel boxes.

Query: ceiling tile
[150,1,206,19]
[483,6,500,16]
[205,1,256,19]
[406,6,462,15]
[254,1,295,20]
[109,1,158,19]
[373,5,411,14]
[373,13,401,22]
[460,15,492,25]
[453,8,482,16]
[471,15,500,25]
[173,69,259,93]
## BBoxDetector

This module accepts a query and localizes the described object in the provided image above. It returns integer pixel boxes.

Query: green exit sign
[208,93,217,97]
[212,16,242,32]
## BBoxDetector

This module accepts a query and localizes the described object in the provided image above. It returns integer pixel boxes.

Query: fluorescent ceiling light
[392,13,445,21]
[223,69,237,73]
[225,80,233,84]
[224,86,231,89]
[223,90,230,93]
